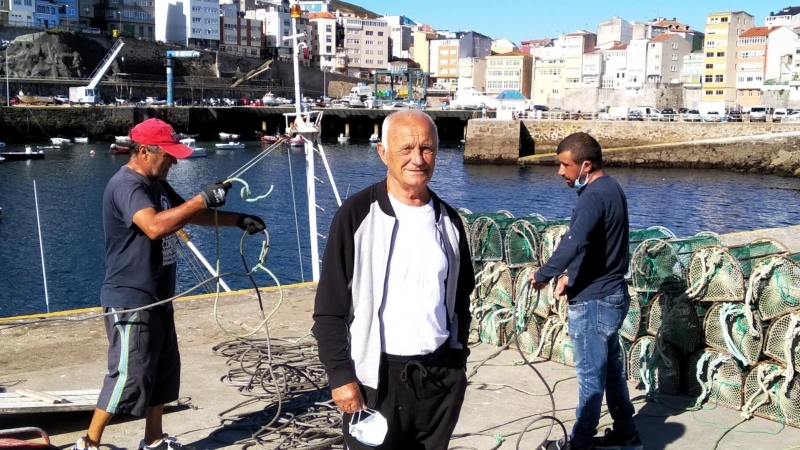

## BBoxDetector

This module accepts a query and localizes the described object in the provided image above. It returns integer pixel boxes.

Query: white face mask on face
[349,408,388,447]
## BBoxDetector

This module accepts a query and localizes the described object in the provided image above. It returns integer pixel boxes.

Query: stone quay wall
[463,120,535,164]
[521,135,800,178]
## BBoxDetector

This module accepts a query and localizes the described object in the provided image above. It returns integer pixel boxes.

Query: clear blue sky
[354,0,776,44]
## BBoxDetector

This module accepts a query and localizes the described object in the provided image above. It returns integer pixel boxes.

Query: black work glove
[237,214,266,235]
[200,180,232,208]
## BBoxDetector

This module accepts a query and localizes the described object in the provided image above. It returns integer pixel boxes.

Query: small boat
[263,92,281,107]
[219,132,240,140]
[74,137,89,144]
[50,137,71,145]
[180,138,208,158]
[1,146,45,160]
[178,133,198,139]
[337,133,349,144]
[261,134,280,144]
[115,136,132,143]
[215,141,245,150]
[289,136,304,147]
[37,145,60,150]
[0,156,5,163]
[110,143,130,154]
[369,133,380,144]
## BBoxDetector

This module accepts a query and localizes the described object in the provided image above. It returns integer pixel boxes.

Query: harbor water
[1,139,799,317]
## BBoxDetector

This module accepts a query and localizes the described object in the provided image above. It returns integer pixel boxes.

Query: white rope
[719,303,755,366]
[745,257,783,329]
[639,339,653,395]
[686,247,726,299]
[692,352,729,409]
[741,364,784,420]
[227,139,286,180]
[535,317,563,359]
[780,313,800,396]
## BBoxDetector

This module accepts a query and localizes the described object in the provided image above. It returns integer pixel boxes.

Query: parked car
[660,107,677,121]
[703,111,722,122]
[784,110,800,122]
[726,110,743,122]
[532,104,549,111]
[683,109,701,122]
[54,94,69,104]
[627,110,645,121]
[678,107,688,114]
[773,108,788,122]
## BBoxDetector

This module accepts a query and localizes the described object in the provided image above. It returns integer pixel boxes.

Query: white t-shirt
[380,194,450,356]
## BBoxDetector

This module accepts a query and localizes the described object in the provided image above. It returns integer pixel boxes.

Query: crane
[165,50,201,106]
[69,39,125,104]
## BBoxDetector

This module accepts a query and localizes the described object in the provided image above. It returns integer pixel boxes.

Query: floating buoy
[89,150,95,156]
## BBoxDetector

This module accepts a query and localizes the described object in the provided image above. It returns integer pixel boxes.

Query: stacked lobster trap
[462,207,800,428]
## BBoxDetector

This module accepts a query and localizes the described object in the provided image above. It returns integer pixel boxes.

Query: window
[346,29,359,34]
[738,50,764,59]
[378,50,383,55]
[655,54,660,59]
[705,90,713,94]
[716,90,724,95]
[193,17,201,23]
[654,65,659,70]
[737,37,766,46]
[205,18,218,25]
[284,20,290,26]
[203,7,217,13]
[721,17,728,22]
[346,39,359,44]
[192,5,201,11]
[365,30,373,35]
[671,66,677,72]
[378,31,384,36]
[365,40,374,45]
[706,63,713,69]
[326,45,331,52]
[326,25,332,32]
[552,89,559,94]
[206,29,218,35]
[325,35,331,42]
[192,28,202,34]
[672,43,678,49]
[706,52,714,57]
[671,54,678,61]
[365,49,373,54]
[748,90,753,97]
[715,75,723,82]
[716,52,725,57]
[705,75,713,82]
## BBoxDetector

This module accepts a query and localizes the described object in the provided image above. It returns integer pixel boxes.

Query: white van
[629,106,660,121]
[773,108,788,122]
[749,105,769,122]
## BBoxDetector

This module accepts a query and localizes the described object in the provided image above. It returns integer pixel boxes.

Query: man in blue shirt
[530,132,642,450]
[73,119,265,450]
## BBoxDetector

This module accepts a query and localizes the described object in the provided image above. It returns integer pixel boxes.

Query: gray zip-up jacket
[312,180,474,390]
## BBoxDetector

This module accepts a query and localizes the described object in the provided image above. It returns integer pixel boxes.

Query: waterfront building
[245,0,291,60]
[411,27,437,72]
[9,0,35,27]
[458,57,486,91]
[34,0,58,28]
[735,26,798,108]
[57,0,76,28]
[532,42,565,104]
[309,11,339,70]
[701,11,754,105]
[680,50,705,88]
[339,16,390,77]
[563,30,596,91]
[765,6,800,30]
[520,38,552,55]
[491,38,518,54]
[640,17,704,51]
[631,20,667,41]
[790,41,800,101]
[484,51,532,97]
[378,15,418,60]
[645,33,693,84]
[600,42,628,89]
[581,50,602,87]
[219,9,263,58]
[100,0,155,39]
[77,0,95,29]
[597,16,632,47]
[429,30,491,85]
[624,39,648,89]
[155,0,218,49]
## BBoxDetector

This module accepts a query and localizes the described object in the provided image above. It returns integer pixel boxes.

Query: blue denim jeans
[567,286,637,450]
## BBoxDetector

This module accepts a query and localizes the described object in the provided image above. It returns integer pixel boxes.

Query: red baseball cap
[129,118,192,158]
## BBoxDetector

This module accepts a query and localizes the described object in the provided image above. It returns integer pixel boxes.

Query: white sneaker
[139,435,197,450]
[71,437,99,450]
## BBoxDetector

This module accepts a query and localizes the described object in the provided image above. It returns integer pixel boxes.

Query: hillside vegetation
[331,0,377,18]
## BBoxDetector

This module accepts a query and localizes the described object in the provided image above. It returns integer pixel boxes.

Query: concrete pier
[1,226,799,449]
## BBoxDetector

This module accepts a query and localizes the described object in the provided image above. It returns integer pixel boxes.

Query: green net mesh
[790,253,800,264]
[730,239,788,278]
[539,315,574,366]
[742,362,800,428]
[630,239,683,294]
[629,226,675,255]
[513,265,538,322]
[763,312,800,375]
[648,293,701,353]
[474,262,514,308]
[748,255,800,321]
[506,315,544,358]
[540,225,570,266]
[620,336,633,380]
[620,286,645,341]
[628,336,682,396]
[686,246,745,302]
[686,348,746,410]
[703,302,763,367]
[505,220,542,267]
[672,234,724,267]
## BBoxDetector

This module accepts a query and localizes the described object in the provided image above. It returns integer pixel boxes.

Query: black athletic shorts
[96,305,180,417]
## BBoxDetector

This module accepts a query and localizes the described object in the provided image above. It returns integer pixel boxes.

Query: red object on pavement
[0,428,57,449]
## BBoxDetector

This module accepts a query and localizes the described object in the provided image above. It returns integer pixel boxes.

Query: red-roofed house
[735,25,798,107]
[600,43,628,88]
[645,33,693,83]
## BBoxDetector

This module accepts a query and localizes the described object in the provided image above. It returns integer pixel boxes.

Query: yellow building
[702,11,754,105]
[485,51,533,97]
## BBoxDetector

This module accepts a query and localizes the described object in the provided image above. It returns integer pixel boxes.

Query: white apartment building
[9,0,34,27]
[155,0,220,49]
[625,39,648,89]
[245,0,291,59]
[340,17,390,77]
[765,6,800,30]
[645,33,692,84]
[380,15,418,59]
[680,51,705,88]
[600,43,628,88]
[310,11,337,70]
[581,51,602,87]
[597,16,632,46]
[458,57,486,91]
[532,44,565,105]
[563,31,596,90]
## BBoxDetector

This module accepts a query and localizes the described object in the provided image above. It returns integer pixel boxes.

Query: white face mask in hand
[349,408,388,446]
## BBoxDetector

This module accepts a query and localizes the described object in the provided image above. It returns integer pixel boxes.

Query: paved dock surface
[2,227,800,450]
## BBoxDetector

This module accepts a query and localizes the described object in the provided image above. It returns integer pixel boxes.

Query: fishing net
[790,253,800,264]
[730,239,788,279]
[533,278,557,319]
[629,226,675,256]
[686,348,746,410]
[620,336,632,379]
[620,286,651,342]
[538,315,574,366]
[748,255,800,321]
[461,211,514,257]
[763,312,800,375]
[540,225,570,266]
[630,239,682,294]
[504,219,542,267]
[506,315,544,358]
[703,302,763,368]
[473,262,514,308]
[513,265,538,317]
[476,305,512,346]
[628,336,682,396]
[741,362,800,428]
[686,246,745,302]
[672,234,724,267]
[648,293,701,353]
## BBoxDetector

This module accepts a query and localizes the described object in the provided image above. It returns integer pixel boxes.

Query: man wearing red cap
[72,119,265,450]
